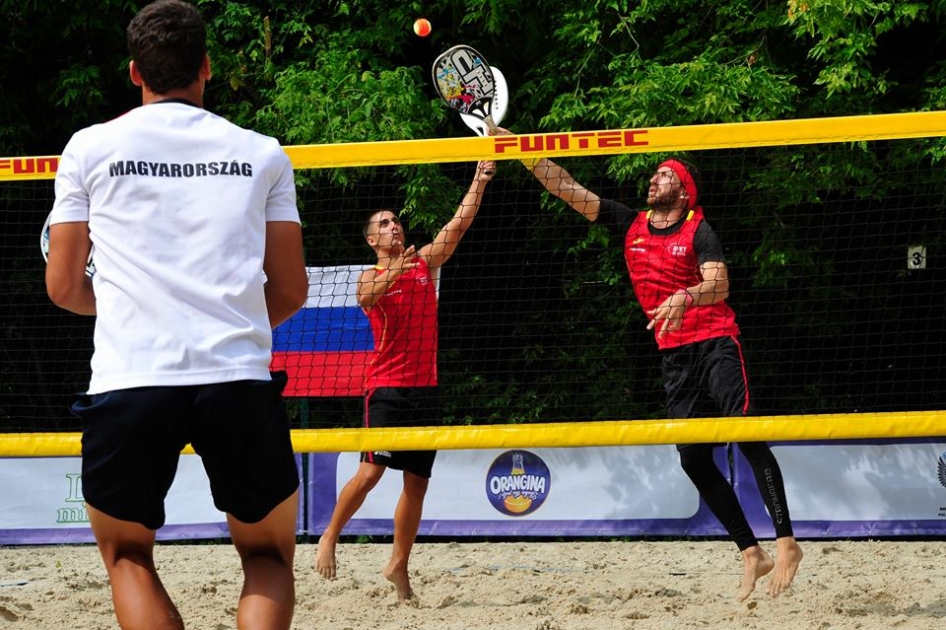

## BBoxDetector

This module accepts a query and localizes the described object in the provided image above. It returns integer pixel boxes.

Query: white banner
[336,446,700,521]
[775,442,946,520]
[0,456,224,537]
[5,441,946,542]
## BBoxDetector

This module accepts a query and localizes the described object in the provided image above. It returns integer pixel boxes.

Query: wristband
[677,289,694,307]
[521,157,541,171]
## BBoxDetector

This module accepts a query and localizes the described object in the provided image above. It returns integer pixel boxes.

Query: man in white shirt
[45,1,307,628]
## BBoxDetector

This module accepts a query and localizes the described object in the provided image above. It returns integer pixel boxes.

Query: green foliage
[786,0,934,109]
[53,64,105,111]
[536,0,801,133]
[4,0,946,423]
[256,53,442,145]
[0,0,133,152]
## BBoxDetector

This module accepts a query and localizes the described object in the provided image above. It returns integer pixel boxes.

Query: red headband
[659,159,697,209]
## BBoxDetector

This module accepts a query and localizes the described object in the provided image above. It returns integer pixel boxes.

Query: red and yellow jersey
[624,207,740,350]
[364,258,439,388]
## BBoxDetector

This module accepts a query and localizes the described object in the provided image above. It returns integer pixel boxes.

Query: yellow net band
[2,410,943,457]
[4,110,946,181]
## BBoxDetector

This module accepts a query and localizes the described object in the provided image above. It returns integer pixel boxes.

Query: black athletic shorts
[361,386,440,478]
[661,335,750,452]
[72,371,299,530]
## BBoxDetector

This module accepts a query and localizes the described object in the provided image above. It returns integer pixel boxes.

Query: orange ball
[413,18,431,37]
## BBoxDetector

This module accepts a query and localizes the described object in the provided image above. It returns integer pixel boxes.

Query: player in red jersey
[315,161,496,603]
[516,145,803,602]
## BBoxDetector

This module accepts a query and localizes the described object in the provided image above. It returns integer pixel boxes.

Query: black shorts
[661,335,750,452]
[72,371,299,530]
[361,386,440,478]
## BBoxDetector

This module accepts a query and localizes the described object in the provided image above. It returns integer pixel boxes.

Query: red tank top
[625,208,739,349]
[364,258,438,388]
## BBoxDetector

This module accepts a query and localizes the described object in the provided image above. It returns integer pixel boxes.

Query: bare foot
[767,537,803,598]
[382,561,415,604]
[737,545,774,602]
[314,535,338,580]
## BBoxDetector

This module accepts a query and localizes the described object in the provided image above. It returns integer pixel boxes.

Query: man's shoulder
[600,198,644,215]
[65,106,165,146]
[66,114,129,145]
[212,114,280,143]
[63,106,287,170]
[222,122,287,163]
[92,105,279,141]
[597,198,644,230]
[189,110,283,150]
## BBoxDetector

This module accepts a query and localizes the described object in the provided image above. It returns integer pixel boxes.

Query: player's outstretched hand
[390,244,419,275]
[646,292,690,340]
[478,160,497,179]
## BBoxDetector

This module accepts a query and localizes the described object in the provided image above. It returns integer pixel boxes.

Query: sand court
[2,539,945,629]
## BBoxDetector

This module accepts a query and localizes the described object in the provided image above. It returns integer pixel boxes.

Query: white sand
[2,539,945,629]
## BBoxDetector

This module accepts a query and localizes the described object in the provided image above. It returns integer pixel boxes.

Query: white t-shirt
[50,100,300,394]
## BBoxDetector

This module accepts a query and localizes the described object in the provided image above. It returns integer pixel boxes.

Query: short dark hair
[127,0,206,94]
[362,209,400,240]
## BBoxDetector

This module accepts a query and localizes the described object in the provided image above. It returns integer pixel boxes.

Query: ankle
[741,544,764,559]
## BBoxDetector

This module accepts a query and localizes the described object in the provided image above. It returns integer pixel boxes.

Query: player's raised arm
[524,157,601,222]
[418,160,495,269]
[495,127,601,222]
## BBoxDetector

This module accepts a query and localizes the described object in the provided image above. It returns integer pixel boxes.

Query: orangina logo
[938,451,946,489]
[485,450,551,517]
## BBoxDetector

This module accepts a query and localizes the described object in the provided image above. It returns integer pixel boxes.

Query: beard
[648,192,675,210]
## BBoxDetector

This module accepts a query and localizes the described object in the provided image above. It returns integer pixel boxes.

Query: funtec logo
[485,450,551,517]
[492,130,649,156]
[0,157,59,178]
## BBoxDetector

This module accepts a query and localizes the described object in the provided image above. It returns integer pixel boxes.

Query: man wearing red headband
[517,148,803,602]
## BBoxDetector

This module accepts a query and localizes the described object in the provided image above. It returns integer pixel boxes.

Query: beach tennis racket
[41,212,96,277]
[432,45,499,134]
[460,66,508,137]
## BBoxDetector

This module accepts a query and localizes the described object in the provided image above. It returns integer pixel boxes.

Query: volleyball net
[2,111,946,456]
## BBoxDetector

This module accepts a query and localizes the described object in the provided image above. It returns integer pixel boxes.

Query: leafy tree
[3,0,946,428]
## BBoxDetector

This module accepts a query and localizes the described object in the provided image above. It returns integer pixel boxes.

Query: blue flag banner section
[271,265,373,397]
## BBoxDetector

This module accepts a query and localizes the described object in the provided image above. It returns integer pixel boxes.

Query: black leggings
[664,337,794,550]
[679,442,794,550]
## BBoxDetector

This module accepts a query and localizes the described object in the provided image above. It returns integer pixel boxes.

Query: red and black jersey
[598,199,740,350]
[364,258,439,388]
